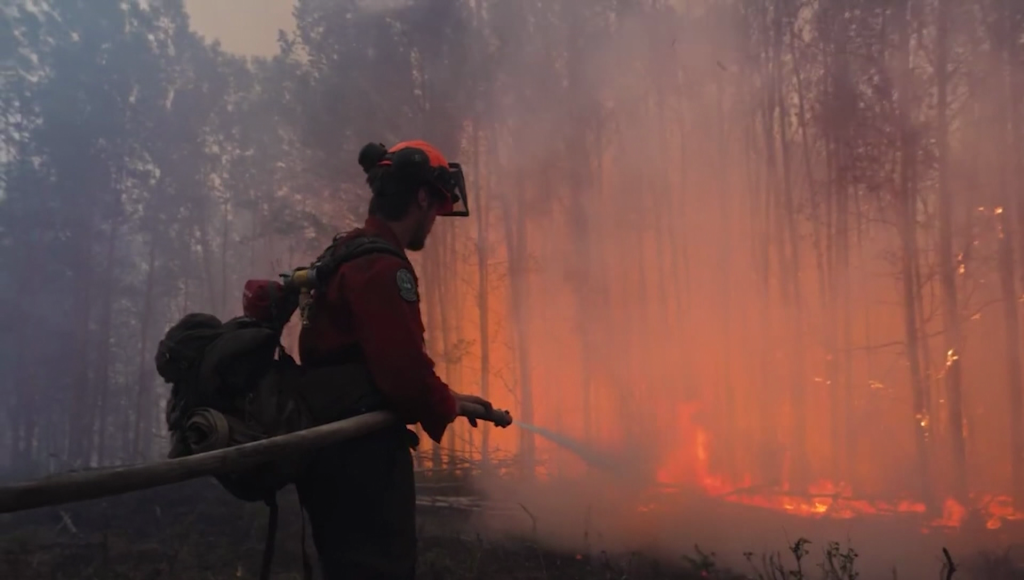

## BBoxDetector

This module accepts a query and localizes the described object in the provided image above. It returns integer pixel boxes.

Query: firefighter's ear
[416,187,430,210]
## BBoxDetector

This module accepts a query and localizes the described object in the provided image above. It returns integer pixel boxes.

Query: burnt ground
[0,479,717,580]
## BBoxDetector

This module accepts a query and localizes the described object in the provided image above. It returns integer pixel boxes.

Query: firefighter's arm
[346,256,458,443]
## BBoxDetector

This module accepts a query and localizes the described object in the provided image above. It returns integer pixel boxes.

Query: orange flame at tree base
[649,404,1024,532]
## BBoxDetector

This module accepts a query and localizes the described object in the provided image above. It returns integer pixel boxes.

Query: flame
[930,498,967,528]
[946,349,959,366]
[979,495,1024,529]
[649,403,1024,531]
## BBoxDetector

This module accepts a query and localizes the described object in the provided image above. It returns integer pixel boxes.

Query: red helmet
[361,140,469,216]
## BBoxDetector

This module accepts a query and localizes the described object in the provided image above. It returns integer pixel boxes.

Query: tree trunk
[93,224,119,466]
[563,13,598,444]
[422,243,446,470]
[436,226,460,474]
[196,214,217,312]
[220,202,231,316]
[503,184,534,476]
[772,0,809,487]
[11,230,42,474]
[893,0,932,506]
[474,121,492,466]
[67,206,96,467]
[132,239,158,461]
[1000,0,1024,505]
[935,0,967,500]
[713,75,739,477]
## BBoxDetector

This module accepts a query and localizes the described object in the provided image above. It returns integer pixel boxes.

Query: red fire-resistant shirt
[298,216,458,443]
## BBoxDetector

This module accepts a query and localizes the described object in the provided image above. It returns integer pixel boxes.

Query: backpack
[154,234,410,580]
[157,314,310,500]
[156,313,310,580]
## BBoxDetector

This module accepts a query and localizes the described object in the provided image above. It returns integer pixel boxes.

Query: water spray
[515,421,628,474]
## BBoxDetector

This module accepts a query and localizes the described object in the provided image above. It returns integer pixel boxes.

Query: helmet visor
[432,162,469,217]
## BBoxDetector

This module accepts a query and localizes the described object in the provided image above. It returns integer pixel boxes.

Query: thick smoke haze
[3,0,1024,578]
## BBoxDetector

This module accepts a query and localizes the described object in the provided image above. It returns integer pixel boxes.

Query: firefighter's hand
[455,394,512,428]
[455,393,490,427]
[488,408,513,428]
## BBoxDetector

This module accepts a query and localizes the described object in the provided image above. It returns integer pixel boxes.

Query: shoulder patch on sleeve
[396,269,419,302]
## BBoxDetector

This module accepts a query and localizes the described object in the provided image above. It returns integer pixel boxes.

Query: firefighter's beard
[406,214,432,252]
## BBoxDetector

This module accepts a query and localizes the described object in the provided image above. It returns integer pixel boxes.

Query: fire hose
[0,406,626,515]
[0,403,509,515]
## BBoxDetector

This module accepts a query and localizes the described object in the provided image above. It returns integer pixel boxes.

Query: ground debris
[0,480,712,580]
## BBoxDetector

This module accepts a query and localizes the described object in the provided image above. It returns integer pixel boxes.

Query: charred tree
[92,223,119,466]
[892,0,932,506]
[502,179,535,476]
[998,0,1024,505]
[935,0,968,502]
[473,121,493,466]
[422,242,447,470]
[133,239,159,462]
[437,225,461,473]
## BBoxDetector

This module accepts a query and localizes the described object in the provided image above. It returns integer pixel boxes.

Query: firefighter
[295,140,511,579]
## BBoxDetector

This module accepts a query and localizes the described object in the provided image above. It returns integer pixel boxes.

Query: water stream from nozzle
[515,421,626,473]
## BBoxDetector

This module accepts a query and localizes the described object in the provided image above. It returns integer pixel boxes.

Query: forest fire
[7,1,1024,578]
[646,403,1024,534]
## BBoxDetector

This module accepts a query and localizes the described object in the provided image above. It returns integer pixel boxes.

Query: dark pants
[295,426,417,580]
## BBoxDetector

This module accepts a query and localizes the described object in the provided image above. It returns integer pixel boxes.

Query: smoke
[57,0,1024,575]
[454,0,1024,575]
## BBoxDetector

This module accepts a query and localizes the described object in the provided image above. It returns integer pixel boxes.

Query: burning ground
[473,409,1024,579]
[0,477,1022,580]
[473,472,1024,580]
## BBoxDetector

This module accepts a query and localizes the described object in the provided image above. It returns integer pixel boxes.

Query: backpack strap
[299,235,412,327]
[314,235,411,286]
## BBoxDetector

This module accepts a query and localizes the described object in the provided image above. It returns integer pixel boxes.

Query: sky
[185,0,296,56]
